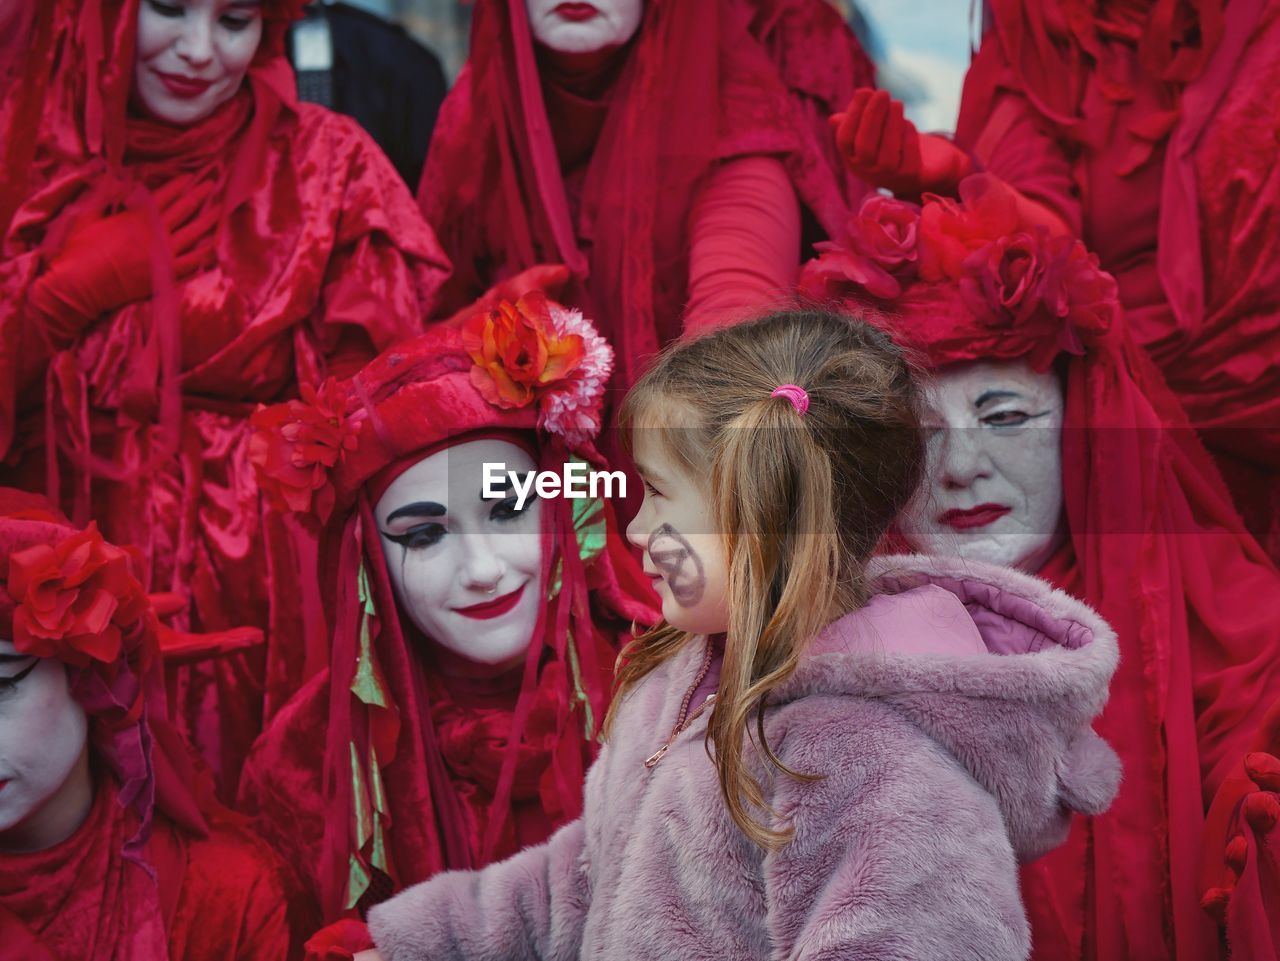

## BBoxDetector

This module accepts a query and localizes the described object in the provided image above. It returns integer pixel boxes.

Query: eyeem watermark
[483,462,626,510]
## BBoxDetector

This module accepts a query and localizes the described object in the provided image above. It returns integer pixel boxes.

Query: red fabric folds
[421,0,872,391]
[0,0,451,795]
[953,0,1280,560]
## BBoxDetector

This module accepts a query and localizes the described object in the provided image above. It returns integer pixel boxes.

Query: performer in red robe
[0,0,450,794]
[801,177,1280,961]
[422,0,874,392]
[833,0,1280,561]
[238,296,659,923]
[0,489,302,961]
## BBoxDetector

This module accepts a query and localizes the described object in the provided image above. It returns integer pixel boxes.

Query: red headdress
[422,0,871,390]
[0,489,216,861]
[244,296,658,919]
[802,176,1280,959]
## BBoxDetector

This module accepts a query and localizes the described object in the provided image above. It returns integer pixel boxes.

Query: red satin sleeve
[954,34,1084,238]
[682,155,800,334]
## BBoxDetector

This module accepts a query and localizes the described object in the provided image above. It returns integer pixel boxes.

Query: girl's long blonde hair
[608,308,926,849]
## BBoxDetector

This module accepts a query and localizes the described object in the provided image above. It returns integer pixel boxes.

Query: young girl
[358,309,1121,961]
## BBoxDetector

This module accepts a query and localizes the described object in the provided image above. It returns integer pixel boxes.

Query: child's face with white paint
[0,640,92,852]
[626,429,730,636]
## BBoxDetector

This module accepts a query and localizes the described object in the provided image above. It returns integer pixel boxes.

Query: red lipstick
[453,584,527,620]
[939,503,1011,530]
[156,71,214,98]
[554,2,600,21]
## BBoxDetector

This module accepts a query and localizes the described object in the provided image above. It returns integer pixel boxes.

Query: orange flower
[8,524,148,667]
[461,292,585,409]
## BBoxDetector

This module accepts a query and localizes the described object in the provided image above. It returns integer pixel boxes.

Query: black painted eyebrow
[481,474,520,501]
[0,653,34,663]
[385,501,446,523]
[975,389,1021,408]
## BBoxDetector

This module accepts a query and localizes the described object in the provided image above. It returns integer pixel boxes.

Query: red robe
[954,0,1280,561]
[0,3,450,795]
[0,777,296,961]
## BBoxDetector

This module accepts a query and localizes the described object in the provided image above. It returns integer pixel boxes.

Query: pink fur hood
[369,554,1121,961]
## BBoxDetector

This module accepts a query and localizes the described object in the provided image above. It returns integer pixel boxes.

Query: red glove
[28,177,218,344]
[1201,734,1280,954]
[303,918,376,961]
[442,263,572,327]
[831,88,972,198]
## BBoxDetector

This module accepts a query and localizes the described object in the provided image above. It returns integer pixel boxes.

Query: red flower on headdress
[462,292,586,409]
[8,523,148,667]
[801,194,920,300]
[918,175,1021,282]
[1038,234,1118,353]
[462,292,613,445]
[960,231,1048,325]
[302,919,375,961]
[248,378,359,523]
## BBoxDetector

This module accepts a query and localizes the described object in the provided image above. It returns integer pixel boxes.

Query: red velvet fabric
[954,0,1280,561]
[0,776,297,961]
[421,0,872,391]
[238,323,660,922]
[849,246,1280,958]
[0,0,450,795]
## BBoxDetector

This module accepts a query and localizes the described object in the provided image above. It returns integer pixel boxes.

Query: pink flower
[248,378,359,523]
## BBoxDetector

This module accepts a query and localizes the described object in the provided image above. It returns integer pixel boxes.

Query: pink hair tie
[770,384,810,416]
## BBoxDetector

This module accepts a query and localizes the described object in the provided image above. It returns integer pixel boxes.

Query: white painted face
[626,429,729,636]
[0,640,92,853]
[375,439,545,671]
[899,359,1066,572]
[526,0,644,55]
[133,0,264,126]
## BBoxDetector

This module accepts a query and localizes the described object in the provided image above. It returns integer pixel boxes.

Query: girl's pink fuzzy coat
[368,555,1122,961]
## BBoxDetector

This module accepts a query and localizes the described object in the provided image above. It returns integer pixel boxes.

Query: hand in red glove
[442,263,573,327]
[28,177,219,344]
[303,918,376,961]
[1201,749,1280,933]
[831,88,972,198]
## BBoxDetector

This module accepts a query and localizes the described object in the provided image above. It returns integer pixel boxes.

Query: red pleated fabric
[953,0,1280,561]
[0,0,451,795]
[805,184,1280,961]
[238,321,660,923]
[421,0,872,391]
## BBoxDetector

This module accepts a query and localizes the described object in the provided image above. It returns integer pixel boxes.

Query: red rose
[248,378,358,523]
[461,292,585,409]
[8,523,148,667]
[918,174,1021,281]
[799,195,920,300]
[303,919,375,961]
[1038,234,1118,354]
[959,232,1048,325]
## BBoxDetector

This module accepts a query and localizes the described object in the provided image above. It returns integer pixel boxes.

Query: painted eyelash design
[0,659,39,692]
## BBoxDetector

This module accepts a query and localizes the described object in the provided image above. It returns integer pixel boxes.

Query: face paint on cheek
[648,523,705,606]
